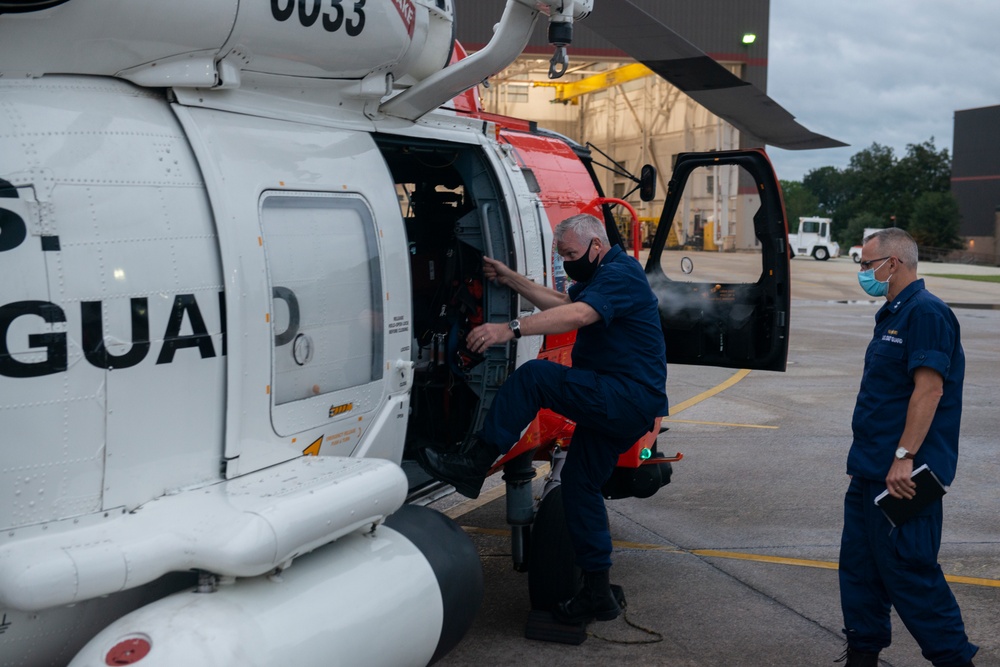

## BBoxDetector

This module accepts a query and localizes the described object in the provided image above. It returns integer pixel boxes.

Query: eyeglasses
[859,256,890,271]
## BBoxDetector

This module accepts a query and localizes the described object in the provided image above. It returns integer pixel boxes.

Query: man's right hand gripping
[482,256,515,286]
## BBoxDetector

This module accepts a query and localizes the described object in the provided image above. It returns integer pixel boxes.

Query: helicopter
[0,0,839,664]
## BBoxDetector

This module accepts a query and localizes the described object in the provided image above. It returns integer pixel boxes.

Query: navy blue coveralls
[481,245,668,572]
[840,279,977,666]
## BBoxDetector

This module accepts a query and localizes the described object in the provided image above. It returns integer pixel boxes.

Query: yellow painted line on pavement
[615,544,842,571]
[942,574,1000,588]
[668,368,751,416]
[664,368,778,429]
[459,530,1000,589]
[663,418,778,429]
[691,549,839,570]
[689,548,1000,588]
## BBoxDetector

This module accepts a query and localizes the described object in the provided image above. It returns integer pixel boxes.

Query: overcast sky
[764,0,1000,183]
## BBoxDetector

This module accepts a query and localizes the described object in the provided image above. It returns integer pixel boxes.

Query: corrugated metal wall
[453,0,770,90]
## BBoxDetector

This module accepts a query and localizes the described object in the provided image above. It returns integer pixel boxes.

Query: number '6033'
[271,0,366,36]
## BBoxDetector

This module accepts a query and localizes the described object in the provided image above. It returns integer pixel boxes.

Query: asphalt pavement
[431,253,1000,667]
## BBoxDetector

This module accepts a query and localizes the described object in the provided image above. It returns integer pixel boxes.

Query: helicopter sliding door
[645,150,790,372]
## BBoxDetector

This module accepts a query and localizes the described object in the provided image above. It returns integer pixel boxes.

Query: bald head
[864,228,918,267]
[861,228,919,300]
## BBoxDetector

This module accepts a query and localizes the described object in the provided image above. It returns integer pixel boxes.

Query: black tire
[813,246,830,261]
[527,486,581,611]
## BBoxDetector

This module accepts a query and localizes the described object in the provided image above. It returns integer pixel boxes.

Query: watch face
[895,447,908,459]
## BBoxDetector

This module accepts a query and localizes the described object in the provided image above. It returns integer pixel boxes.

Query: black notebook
[874,464,947,527]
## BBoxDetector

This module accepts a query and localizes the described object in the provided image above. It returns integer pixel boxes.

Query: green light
[639,447,652,460]
[742,33,756,45]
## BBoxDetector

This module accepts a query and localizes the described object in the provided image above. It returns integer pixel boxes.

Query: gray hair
[554,213,609,246]
[865,227,918,266]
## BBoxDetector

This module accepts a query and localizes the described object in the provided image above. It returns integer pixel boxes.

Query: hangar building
[454,0,774,251]
[952,105,1000,265]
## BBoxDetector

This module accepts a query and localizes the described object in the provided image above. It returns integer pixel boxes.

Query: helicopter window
[260,192,384,406]
[652,163,763,285]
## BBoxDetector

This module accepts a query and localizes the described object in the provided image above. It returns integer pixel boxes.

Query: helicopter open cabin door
[644,150,790,372]
[172,106,414,476]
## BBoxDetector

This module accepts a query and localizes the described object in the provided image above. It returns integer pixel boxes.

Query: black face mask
[563,242,599,283]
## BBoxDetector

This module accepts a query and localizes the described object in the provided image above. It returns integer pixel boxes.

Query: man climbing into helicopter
[418,212,668,625]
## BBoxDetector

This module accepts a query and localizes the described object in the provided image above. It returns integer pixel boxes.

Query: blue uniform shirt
[848,279,965,484]
[567,245,669,421]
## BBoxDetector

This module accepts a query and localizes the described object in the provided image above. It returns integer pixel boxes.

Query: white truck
[848,227,885,262]
[789,216,840,261]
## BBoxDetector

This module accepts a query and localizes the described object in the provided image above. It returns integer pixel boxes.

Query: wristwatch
[895,446,915,460]
[508,319,522,339]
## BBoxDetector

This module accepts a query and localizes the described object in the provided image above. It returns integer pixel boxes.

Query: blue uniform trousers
[839,477,977,666]
[481,359,654,572]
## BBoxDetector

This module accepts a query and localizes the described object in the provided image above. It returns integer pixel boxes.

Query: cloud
[765,0,1000,181]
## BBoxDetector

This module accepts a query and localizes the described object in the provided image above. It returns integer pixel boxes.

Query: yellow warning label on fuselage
[329,402,354,418]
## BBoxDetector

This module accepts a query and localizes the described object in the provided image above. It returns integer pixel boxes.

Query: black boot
[417,437,499,499]
[552,569,620,625]
[834,645,880,667]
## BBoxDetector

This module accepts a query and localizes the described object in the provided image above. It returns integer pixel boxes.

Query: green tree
[896,139,952,193]
[794,137,960,248]
[844,212,884,247]
[838,143,899,238]
[908,191,962,251]
[892,138,952,228]
[780,180,820,232]
[802,165,849,214]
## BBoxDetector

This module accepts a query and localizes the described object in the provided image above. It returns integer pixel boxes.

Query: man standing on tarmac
[838,228,977,666]
[417,213,668,625]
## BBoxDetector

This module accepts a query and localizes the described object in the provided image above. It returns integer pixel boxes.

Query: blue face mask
[857,258,891,297]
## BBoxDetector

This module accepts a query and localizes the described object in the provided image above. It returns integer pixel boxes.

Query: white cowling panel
[0,456,407,612]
